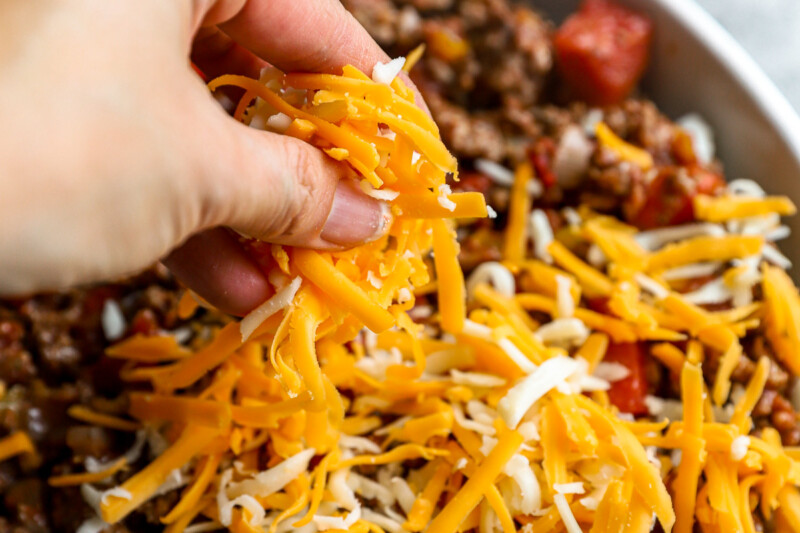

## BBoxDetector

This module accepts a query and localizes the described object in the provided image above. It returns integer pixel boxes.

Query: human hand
[0,0,416,314]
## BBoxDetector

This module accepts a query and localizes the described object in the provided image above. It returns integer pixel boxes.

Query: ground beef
[0,271,188,532]
[343,0,554,164]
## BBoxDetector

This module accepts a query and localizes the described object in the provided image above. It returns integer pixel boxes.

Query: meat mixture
[0,0,796,530]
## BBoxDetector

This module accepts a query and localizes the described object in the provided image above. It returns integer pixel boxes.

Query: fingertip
[163,227,272,316]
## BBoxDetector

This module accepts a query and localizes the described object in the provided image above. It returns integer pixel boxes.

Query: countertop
[695,0,800,112]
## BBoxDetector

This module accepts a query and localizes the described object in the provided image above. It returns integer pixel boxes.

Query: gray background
[696,0,800,112]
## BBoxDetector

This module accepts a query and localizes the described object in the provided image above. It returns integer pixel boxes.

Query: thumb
[198,111,390,248]
[162,99,390,316]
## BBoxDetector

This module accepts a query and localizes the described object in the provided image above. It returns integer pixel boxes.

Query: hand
[0,0,414,314]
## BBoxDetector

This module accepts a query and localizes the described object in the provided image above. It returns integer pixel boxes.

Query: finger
[196,107,391,249]
[219,0,386,74]
[162,227,271,316]
[191,26,267,80]
[202,0,429,114]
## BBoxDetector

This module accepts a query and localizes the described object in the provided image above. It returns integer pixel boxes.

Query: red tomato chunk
[604,342,649,415]
[554,0,653,106]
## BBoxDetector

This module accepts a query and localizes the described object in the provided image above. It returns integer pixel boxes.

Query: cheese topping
[33,59,800,533]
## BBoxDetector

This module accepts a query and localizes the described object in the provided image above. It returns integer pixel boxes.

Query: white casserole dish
[535,0,800,267]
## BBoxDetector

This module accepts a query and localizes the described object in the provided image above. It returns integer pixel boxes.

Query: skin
[0,0,421,315]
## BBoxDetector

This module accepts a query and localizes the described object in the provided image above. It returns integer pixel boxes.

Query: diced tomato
[630,166,725,229]
[604,342,649,415]
[128,309,159,337]
[527,138,558,188]
[554,0,653,106]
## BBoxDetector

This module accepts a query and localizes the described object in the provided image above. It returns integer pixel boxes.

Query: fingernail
[321,180,391,246]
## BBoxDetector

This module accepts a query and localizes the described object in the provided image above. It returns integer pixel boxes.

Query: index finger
[200,0,429,113]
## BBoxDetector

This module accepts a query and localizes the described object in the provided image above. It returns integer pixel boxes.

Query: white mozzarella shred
[671,449,683,467]
[100,486,132,506]
[579,494,601,511]
[646,446,661,468]
[644,395,684,422]
[554,493,583,533]
[408,305,433,320]
[498,337,538,374]
[455,457,468,470]
[728,179,766,197]
[462,319,494,341]
[266,112,292,133]
[581,109,604,136]
[240,277,302,341]
[226,448,315,500]
[397,287,413,304]
[661,262,722,281]
[505,453,541,514]
[766,225,791,241]
[154,468,187,497]
[529,209,554,263]
[593,362,630,383]
[737,213,781,236]
[487,205,498,219]
[480,435,498,457]
[437,184,457,212]
[411,151,421,165]
[329,468,358,510]
[554,482,585,495]
[76,516,109,533]
[498,356,580,428]
[101,300,125,341]
[268,268,290,290]
[466,400,498,423]
[586,244,607,268]
[466,261,516,300]
[634,273,669,300]
[348,473,395,506]
[763,245,793,269]
[535,318,589,348]
[425,348,475,375]
[227,495,265,527]
[390,477,417,514]
[249,113,267,131]
[80,484,102,514]
[562,207,582,227]
[677,113,715,164]
[555,275,575,318]
[552,125,594,188]
[339,434,381,454]
[635,223,725,251]
[372,57,406,85]
[730,436,751,461]
[361,508,408,533]
[450,369,507,388]
[315,503,362,531]
[517,421,540,442]
[475,159,515,185]
[682,278,734,305]
[367,271,384,289]
[359,179,401,201]
[452,403,496,436]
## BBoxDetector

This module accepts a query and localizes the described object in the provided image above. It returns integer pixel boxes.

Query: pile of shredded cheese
[24,58,800,533]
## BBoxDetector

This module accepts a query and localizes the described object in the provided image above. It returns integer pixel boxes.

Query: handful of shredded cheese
[41,60,800,533]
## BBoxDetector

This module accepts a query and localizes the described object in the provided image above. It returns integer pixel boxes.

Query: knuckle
[263,139,322,240]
